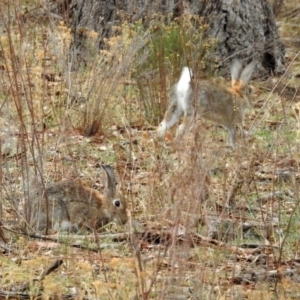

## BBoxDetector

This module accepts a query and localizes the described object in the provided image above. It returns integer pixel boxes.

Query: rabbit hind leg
[175,112,193,140]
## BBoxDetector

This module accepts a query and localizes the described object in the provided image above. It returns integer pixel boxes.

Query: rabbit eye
[113,199,121,207]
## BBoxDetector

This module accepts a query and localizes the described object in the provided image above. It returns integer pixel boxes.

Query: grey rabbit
[157,60,256,148]
[31,165,127,233]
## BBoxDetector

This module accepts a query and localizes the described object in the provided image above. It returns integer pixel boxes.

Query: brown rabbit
[157,60,256,148]
[31,165,127,233]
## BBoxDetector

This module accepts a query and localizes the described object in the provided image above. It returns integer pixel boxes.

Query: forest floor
[0,0,300,299]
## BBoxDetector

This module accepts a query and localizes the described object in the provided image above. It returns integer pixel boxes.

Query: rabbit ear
[230,60,243,87]
[239,61,256,87]
[101,165,117,199]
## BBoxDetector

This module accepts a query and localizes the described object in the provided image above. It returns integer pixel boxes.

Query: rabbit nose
[113,199,121,207]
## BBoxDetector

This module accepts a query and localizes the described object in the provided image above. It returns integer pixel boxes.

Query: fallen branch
[233,268,299,284]
[4,226,271,256]
[3,227,129,252]
[0,222,7,243]
[0,259,63,299]
[0,241,14,254]
[40,259,63,280]
[181,233,265,255]
[138,230,268,256]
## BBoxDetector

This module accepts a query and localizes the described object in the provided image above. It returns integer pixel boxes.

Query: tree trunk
[68,0,118,68]
[67,0,179,68]
[198,0,285,76]
[62,0,285,76]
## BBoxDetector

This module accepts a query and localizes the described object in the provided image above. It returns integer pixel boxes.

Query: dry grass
[0,0,300,299]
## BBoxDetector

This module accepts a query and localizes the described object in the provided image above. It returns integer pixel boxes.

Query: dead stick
[39,259,63,280]
[187,233,264,255]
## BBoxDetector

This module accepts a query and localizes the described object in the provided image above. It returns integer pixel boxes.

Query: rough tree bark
[67,0,178,67]
[67,0,118,68]
[56,0,285,76]
[198,0,285,76]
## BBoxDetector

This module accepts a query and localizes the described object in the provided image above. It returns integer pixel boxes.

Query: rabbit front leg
[227,125,236,149]
[227,124,250,149]
[236,102,251,141]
